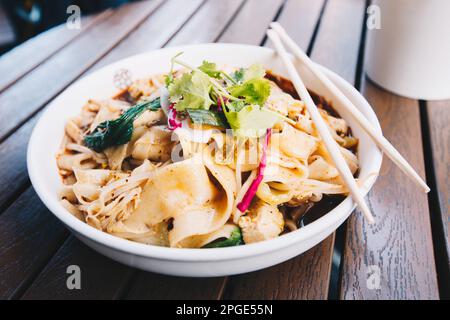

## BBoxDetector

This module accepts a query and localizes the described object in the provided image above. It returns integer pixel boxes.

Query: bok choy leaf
[84,97,161,152]
[203,227,243,248]
[186,108,228,128]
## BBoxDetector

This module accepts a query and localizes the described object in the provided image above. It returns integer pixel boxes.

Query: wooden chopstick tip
[269,22,284,34]
[266,29,276,40]
[266,29,283,50]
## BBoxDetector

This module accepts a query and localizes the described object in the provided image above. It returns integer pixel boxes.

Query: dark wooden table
[0,0,448,300]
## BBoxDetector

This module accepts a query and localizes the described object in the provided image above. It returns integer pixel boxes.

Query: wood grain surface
[265,0,325,50]
[218,0,285,44]
[0,188,68,299]
[426,100,450,297]
[0,10,113,93]
[21,237,133,300]
[166,0,245,46]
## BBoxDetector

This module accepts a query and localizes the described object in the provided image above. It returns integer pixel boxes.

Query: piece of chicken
[238,200,284,244]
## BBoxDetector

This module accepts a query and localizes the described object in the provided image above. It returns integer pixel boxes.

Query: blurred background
[0,0,140,54]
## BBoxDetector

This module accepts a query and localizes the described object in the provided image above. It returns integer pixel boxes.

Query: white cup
[365,0,450,100]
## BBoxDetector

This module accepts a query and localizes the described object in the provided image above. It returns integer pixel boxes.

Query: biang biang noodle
[56,55,359,248]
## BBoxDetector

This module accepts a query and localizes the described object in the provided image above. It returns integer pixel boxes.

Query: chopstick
[269,22,430,194]
[266,29,375,224]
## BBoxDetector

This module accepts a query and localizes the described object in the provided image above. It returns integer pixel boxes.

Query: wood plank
[339,79,439,299]
[311,0,366,84]
[90,0,205,71]
[218,0,285,45]
[224,240,334,299]
[0,11,113,93]
[224,0,366,300]
[0,0,165,142]
[0,116,37,212]
[21,237,133,300]
[0,5,16,47]
[166,0,245,46]
[0,188,68,299]
[226,247,335,299]
[426,100,450,296]
[264,0,325,50]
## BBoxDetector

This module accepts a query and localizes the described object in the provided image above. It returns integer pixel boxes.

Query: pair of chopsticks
[266,22,429,224]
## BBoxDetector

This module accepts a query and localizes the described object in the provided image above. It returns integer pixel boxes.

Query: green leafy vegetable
[199,60,237,84]
[224,104,283,138]
[165,73,174,87]
[242,64,266,81]
[231,64,265,83]
[231,68,245,83]
[228,99,246,112]
[168,71,214,111]
[167,55,278,137]
[198,61,222,78]
[186,108,228,128]
[84,98,161,152]
[203,227,243,248]
[229,78,271,106]
[165,52,182,87]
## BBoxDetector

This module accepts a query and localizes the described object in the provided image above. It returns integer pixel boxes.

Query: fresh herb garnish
[224,104,283,138]
[198,61,222,79]
[167,54,282,138]
[231,68,245,83]
[165,73,174,87]
[168,57,237,106]
[84,97,161,152]
[198,60,237,84]
[203,227,243,248]
[168,71,214,111]
[231,64,265,83]
[229,78,271,106]
[186,108,228,128]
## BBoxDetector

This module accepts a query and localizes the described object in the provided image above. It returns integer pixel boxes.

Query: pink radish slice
[168,103,182,130]
[236,128,272,212]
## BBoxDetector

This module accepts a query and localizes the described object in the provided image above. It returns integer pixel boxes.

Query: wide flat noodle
[117,152,236,248]
[308,155,339,180]
[277,123,318,163]
[178,223,237,248]
[131,125,173,162]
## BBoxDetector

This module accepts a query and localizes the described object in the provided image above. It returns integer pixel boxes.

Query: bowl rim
[27,43,382,262]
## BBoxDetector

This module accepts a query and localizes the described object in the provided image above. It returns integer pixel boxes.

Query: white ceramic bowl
[27,44,382,277]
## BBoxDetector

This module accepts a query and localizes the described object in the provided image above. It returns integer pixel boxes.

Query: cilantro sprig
[229,78,271,106]
[167,53,283,137]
